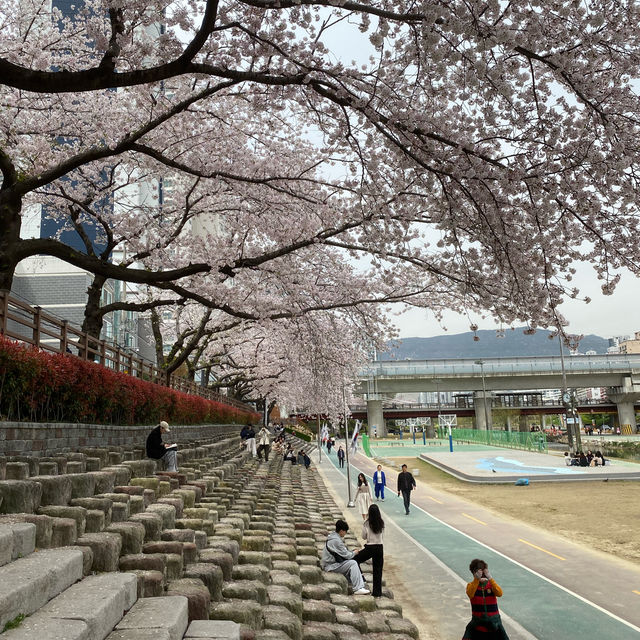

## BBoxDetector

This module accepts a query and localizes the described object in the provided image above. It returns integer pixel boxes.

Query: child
[462,559,509,640]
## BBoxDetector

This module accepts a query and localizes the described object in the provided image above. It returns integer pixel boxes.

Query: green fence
[448,428,548,452]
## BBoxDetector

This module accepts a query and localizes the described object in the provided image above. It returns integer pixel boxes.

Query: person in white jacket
[257,426,271,462]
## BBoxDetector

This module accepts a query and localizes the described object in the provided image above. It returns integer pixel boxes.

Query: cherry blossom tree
[2,0,640,358]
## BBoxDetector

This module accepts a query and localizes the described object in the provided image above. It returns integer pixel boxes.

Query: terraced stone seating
[0,428,419,640]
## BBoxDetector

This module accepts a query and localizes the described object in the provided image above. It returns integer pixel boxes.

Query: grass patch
[3,614,25,632]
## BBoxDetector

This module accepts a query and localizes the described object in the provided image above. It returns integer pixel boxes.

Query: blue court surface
[368,440,640,483]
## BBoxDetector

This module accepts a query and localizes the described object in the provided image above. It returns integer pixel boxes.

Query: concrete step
[0,547,84,629]
[0,522,35,567]
[108,595,189,640]
[184,620,241,639]
[1,572,137,640]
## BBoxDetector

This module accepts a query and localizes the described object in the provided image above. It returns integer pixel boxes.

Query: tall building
[618,332,640,354]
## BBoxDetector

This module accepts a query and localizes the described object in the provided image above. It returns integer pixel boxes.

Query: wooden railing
[0,290,254,413]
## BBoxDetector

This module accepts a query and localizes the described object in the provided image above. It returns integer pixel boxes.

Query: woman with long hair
[355,503,385,597]
[355,473,373,520]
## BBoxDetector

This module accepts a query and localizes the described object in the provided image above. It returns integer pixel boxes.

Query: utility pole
[558,336,576,452]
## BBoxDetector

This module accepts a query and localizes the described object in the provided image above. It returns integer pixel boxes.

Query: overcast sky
[393,266,640,340]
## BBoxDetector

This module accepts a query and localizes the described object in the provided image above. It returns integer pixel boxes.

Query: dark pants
[257,444,270,461]
[354,544,384,597]
[401,489,411,513]
[462,615,510,639]
[338,457,345,468]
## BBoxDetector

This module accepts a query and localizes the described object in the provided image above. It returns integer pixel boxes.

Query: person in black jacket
[146,421,178,472]
[397,464,416,515]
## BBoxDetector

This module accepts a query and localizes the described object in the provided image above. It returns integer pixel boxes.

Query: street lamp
[433,378,443,439]
[474,360,490,431]
[558,336,581,452]
[342,384,356,508]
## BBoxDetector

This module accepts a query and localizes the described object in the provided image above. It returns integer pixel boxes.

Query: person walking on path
[146,421,178,472]
[462,559,510,640]
[354,504,384,597]
[257,425,271,462]
[355,473,373,520]
[373,464,386,501]
[327,438,333,454]
[397,464,416,515]
[321,519,370,595]
[337,445,345,468]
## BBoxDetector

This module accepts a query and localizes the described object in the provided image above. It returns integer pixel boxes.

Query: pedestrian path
[317,448,640,640]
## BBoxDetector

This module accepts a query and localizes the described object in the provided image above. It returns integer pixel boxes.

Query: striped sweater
[466,578,503,631]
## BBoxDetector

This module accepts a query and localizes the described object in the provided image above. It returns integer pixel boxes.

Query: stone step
[0,479,42,513]
[0,522,36,566]
[1,572,137,640]
[0,547,84,629]
[108,595,189,640]
[184,620,241,640]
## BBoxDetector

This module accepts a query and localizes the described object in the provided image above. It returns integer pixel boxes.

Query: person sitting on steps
[145,421,178,472]
[320,519,370,595]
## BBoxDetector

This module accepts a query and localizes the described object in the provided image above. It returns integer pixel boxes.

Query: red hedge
[0,337,259,426]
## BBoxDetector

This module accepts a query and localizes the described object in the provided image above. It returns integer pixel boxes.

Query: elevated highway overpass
[355,354,640,435]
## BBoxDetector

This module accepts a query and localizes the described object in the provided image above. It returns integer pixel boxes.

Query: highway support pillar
[616,401,636,434]
[473,391,492,430]
[366,399,386,438]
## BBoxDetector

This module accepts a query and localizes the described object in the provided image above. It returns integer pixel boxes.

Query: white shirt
[362,519,384,545]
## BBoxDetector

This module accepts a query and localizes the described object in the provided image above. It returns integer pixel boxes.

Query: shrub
[0,337,259,426]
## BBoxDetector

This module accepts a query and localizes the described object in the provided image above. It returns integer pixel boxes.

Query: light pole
[433,378,443,439]
[474,360,490,431]
[342,384,356,508]
[558,336,576,452]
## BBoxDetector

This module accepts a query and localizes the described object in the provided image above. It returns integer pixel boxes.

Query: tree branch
[16,238,211,284]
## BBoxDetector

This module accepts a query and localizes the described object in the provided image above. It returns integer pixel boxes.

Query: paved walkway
[315,447,640,640]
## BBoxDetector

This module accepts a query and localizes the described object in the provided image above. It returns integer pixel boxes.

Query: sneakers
[354,587,371,595]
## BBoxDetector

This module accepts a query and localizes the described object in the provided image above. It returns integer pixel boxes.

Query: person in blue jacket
[373,464,386,501]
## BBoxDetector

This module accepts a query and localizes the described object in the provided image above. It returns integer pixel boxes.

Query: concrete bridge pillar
[616,401,636,432]
[607,377,640,433]
[518,413,528,433]
[366,399,386,437]
[473,391,492,430]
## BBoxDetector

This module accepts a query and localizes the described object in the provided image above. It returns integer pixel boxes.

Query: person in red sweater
[462,559,509,640]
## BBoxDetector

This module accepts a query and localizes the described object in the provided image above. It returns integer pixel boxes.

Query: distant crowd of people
[564,450,607,467]
[239,422,313,469]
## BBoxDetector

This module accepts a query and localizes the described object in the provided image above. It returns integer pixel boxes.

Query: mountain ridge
[381,327,610,360]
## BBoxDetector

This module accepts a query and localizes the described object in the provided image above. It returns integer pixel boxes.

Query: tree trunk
[81,274,108,360]
[150,308,167,369]
[0,192,23,291]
